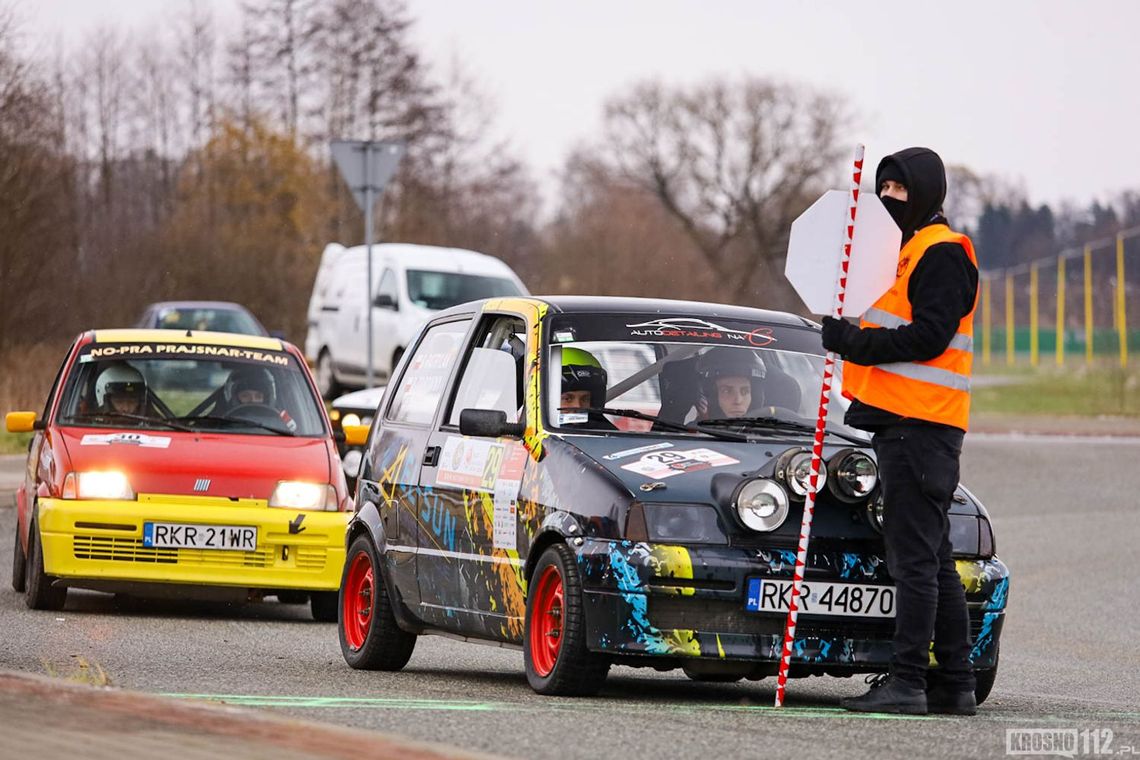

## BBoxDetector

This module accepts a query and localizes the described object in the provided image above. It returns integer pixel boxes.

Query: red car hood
[58,428,333,500]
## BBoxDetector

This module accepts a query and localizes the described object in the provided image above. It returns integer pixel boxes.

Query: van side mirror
[374,293,398,310]
[458,409,524,439]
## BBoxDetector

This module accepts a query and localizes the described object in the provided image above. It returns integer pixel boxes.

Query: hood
[876,147,947,241]
[332,385,386,411]
[58,428,332,500]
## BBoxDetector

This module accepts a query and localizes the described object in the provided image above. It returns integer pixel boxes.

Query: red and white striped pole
[774,144,865,707]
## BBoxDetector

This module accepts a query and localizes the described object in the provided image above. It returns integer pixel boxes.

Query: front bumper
[38,495,350,592]
[577,539,1008,673]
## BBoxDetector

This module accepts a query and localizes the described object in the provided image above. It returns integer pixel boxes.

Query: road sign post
[330,139,405,389]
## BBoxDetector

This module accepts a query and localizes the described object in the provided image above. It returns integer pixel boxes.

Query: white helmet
[95,364,146,407]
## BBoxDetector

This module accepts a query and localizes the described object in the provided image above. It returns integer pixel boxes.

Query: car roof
[90,329,286,351]
[336,243,517,275]
[434,295,816,328]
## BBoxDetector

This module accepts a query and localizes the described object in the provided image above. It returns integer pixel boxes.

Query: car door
[370,267,401,379]
[366,315,472,629]
[418,312,530,641]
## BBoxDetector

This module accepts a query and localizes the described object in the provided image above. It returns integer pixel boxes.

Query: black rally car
[337,296,1008,700]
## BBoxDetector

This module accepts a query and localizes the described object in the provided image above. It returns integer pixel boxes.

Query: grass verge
[973,364,1140,416]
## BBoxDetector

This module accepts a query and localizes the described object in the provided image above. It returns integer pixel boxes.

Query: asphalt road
[2,435,1139,760]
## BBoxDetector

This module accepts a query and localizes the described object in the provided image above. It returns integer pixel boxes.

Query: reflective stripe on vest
[862,307,975,353]
[873,361,971,391]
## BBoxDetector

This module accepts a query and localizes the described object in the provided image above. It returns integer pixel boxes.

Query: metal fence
[979,226,1140,368]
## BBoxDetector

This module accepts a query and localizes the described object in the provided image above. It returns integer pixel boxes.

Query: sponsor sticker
[558,412,589,425]
[602,441,675,461]
[437,436,526,551]
[620,448,739,479]
[80,432,172,448]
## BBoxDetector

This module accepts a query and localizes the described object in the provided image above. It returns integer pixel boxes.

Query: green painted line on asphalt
[163,693,500,711]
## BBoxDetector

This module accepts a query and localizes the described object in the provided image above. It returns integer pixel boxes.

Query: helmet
[696,347,766,383]
[225,366,277,406]
[95,364,146,407]
[560,347,607,406]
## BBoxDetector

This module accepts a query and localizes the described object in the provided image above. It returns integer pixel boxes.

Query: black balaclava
[875,147,947,243]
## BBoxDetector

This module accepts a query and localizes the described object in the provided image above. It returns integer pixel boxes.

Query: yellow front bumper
[38,494,350,592]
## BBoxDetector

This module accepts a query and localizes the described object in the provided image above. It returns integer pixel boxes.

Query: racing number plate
[143,522,258,551]
[745,577,896,618]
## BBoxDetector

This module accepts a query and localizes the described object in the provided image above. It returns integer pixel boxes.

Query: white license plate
[745,577,896,618]
[143,522,258,551]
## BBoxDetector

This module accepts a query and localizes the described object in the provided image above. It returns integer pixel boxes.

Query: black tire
[310,591,338,621]
[25,522,66,611]
[12,523,27,593]
[317,350,341,400]
[338,534,415,670]
[524,543,610,696]
[975,647,999,705]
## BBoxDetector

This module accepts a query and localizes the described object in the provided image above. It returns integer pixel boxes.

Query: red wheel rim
[529,565,564,677]
[342,550,374,651]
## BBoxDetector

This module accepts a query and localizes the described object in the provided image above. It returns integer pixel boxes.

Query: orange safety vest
[841,224,979,431]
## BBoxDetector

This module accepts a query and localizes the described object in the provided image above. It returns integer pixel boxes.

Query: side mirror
[458,409,524,438]
[6,411,40,433]
[374,293,398,310]
[343,424,369,447]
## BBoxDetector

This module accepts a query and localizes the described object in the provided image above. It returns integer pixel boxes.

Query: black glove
[820,316,858,355]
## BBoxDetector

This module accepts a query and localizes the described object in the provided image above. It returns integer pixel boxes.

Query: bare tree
[598,77,848,308]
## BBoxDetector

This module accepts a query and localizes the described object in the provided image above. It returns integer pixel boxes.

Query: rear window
[157,307,264,336]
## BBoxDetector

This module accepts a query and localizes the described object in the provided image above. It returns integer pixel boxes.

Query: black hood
[876,147,947,242]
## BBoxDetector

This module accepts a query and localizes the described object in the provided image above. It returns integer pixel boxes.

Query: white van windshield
[406,270,522,310]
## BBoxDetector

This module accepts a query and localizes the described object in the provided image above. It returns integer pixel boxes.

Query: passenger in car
[695,347,767,419]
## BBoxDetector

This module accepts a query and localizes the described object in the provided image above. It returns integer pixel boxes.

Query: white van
[305,242,529,397]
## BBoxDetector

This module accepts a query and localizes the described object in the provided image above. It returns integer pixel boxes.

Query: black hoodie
[840,147,979,432]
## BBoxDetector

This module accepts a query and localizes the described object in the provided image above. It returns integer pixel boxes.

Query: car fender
[523,511,583,586]
[347,500,422,634]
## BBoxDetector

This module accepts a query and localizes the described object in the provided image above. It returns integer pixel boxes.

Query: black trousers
[872,423,975,691]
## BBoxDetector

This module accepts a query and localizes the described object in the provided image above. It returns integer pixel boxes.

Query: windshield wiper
[174,414,295,437]
[572,406,750,442]
[64,412,193,432]
[701,415,868,445]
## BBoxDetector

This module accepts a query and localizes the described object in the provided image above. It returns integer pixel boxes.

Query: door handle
[423,446,441,467]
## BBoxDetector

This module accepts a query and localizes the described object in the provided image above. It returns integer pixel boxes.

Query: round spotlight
[775,449,826,500]
[829,449,879,502]
[733,478,790,532]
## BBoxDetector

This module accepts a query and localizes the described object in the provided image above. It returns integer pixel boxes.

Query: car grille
[72,535,274,568]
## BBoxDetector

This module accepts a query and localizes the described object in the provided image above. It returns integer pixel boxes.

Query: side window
[41,344,75,420]
[447,315,527,426]
[386,319,471,425]
[376,268,398,307]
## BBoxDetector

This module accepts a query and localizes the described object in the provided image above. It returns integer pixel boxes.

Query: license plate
[745,577,896,618]
[143,522,258,551]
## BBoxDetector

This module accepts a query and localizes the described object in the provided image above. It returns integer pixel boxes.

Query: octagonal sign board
[785,190,902,317]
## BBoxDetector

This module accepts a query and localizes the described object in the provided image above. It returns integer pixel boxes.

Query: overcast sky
[19,0,1140,209]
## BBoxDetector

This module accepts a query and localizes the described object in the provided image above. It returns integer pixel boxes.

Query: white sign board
[785,190,902,317]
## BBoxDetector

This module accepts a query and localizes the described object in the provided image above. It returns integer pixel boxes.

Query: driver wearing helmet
[224,366,277,409]
[559,347,616,430]
[95,364,147,416]
[696,347,766,419]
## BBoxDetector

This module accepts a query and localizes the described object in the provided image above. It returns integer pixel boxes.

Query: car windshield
[157,307,264,336]
[57,341,327,437]
[406,270,522,311]
[545,313,868,442]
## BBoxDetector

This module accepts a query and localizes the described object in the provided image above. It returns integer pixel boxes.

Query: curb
[0,671,504,760]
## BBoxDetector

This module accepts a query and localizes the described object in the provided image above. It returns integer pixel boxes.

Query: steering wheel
[746,404,807,421]
[225,404,285,427]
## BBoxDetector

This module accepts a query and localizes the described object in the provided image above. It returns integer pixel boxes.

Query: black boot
[926,684,977,716]
[840,674,927,715]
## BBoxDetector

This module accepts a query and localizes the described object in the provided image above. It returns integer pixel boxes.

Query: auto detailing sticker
[80,432,172,448]
[625,318,776,347]
[602,441,675,461]
[620,448,739,479]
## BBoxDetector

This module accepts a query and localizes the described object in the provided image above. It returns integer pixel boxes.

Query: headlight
[733,478,789,532]
[866,489,885,533]
[828,449,878,501]
[340,413,361,428]
[61,471,136,500]
[637,503,727,544]
[775,449,826,499]
[268,481,337,511]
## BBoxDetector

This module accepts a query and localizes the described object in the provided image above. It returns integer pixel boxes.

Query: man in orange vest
[821,147,980,716]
